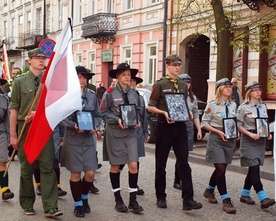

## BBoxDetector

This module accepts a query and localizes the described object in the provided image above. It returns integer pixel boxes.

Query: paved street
[1,140,275,221]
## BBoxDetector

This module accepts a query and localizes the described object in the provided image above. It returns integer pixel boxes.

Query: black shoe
[2,189,14,200]
[89,183,99,194]
[97,163,102,169]
[173,182,182,190]
[36,186,41,196]
[115,200,128,212]
[58,187,67,197]
[183,200,203,210]
[74,206,85,218]
[261,198,275,209]
[136,186,144,195]
[82,199,91,213]
[128,201,144,213]
[156,198,167,208]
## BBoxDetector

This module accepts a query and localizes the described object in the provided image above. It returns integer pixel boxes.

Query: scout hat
[179,74,192,83]
[245,81,261,92]
[165,54,182,64]
[28,48,46,58]
[75,66,95,80]
[231,78,237,83]
[0,78,8,86]
[109,63,138,78]
[216,78,232,90]
[131,76,143,84]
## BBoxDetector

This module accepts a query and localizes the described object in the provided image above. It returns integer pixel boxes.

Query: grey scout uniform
[186,94,199,151]
[0,94,9,162]
[201,100,236,164]
[60,88,102,172]
[100,84,141,165]
[236,102,268,167]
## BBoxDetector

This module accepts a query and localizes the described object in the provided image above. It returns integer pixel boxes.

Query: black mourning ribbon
[122,92,129,104]
[34,77,40,94]
[255,105,260,118]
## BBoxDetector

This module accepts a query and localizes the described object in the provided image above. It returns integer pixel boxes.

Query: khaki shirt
[148,77,188,113]
[10,71,42,120]
[236,102,268,130]
[201,100,237,128]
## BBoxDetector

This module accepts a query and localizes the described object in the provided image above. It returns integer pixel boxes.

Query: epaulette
[86,88,95,94]
[106,87,113,93]
[209,100,216,105]
[15,73,25,78]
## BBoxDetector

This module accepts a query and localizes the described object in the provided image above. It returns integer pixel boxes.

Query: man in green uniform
[9,48,63,217]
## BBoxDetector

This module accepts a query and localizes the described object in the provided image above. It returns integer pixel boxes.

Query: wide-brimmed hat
[28,48,46,58]
[109,63,138,79]
[245,81,261,92]
[131,76,143,84]
[216,78,232,90]
[0,78,8,86]
[179,74,192,83]
[75,66,95,80]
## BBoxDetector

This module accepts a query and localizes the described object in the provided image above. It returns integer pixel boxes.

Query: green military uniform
[10,70,59,212]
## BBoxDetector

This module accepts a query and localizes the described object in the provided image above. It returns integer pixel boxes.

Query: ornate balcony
[17,29,45,50]
[238,0,275,11]
[82,13,119,44]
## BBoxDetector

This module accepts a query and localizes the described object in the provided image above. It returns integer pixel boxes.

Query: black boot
[82,199,91,213]
[128,192,143,213]
[114,191,128,212]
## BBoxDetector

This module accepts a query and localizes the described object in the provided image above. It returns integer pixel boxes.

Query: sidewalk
[145,134,275,181]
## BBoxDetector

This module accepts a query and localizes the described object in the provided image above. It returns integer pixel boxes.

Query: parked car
[136,88,207,143]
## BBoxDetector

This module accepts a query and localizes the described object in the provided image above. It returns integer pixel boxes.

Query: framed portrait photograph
[164,93,191,122]
[223,117,238,140]
[76,111,94,131]
[255,117,269,138]
[119,104,138,127]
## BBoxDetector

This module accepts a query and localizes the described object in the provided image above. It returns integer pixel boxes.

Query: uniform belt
[248,129,257,133]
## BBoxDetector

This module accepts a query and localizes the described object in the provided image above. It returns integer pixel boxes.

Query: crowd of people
[0,49,274,218]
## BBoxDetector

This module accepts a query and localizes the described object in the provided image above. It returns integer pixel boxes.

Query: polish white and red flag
[24,19,82,164]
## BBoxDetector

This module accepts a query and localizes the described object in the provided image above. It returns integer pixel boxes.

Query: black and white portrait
[223,118,238,140]
[120,104,138,127]
[255,118,269,138]
[76,111,94,131]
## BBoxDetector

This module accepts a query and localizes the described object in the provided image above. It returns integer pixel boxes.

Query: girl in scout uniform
[60,66,102,218]
[173,74,202,190]
[100,63,143,214]
[0,79,14,201]
[201,78,237,214]
[237,81,275,209]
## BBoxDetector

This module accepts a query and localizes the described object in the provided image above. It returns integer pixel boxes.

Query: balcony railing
[17,29,45,49]
[238,0,275,11]
[82,13,119,44]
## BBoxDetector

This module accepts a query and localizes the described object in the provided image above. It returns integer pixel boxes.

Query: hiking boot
[44,208,63,217]
[74,206,85,218]
[82,199,91,213]
[89,182,99,194]
[240,196,255,205]
[260,198,275,209]
[183,200,203,210]
[36,186,41,196]
[136,186,144,195]
[156,198,167,208]
[23,208,35,215]
[173,182,182,190]
[203,188,218,204]
[222,198,236,214]
[114,191,128,212]
[128,192,143,213]
[2,189,14,200]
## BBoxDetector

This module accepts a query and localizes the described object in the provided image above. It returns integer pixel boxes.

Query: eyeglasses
[250,88,262,92]
[169,63,182,67]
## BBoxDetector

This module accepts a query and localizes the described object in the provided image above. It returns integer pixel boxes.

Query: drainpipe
[162,0,168,77]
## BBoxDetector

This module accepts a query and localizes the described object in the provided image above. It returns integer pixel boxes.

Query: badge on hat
[244,81,261,92]
[28,48,46,58]
[216,78,232,90]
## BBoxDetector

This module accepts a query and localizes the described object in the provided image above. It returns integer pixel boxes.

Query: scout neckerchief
[117,83,130,104]
[165,75,179,93]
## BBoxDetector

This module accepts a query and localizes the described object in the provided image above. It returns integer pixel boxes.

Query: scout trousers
[155,121,194,202]
[17,122,58,212]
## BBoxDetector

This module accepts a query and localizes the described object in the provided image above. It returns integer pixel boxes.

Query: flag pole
[3,52,55,177]
[2,39,11,81]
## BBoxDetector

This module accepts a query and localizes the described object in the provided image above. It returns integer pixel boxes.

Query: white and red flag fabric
[1,43,10,80]
[24,19,82,164]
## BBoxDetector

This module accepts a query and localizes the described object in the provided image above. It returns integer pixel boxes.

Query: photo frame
[76,111,94,131]
[255,117,269,138]
[119,104,138,127]
[164,93,191,122]
[223,117,238,140]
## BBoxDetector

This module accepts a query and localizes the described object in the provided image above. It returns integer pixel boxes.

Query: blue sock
[241,189,250,197]
[221,194,229,201]
[257,190,267,202]
[81,194,88,200]
[74,200,83,207]
[207,184,215,190]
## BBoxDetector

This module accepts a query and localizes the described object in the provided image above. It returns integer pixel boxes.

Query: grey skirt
[240,134,266,167]
[206,131,235,164]
[0,133,8,162]
[105,124,139,165]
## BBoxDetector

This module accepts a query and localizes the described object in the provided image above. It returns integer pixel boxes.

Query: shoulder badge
[106,87,113,93]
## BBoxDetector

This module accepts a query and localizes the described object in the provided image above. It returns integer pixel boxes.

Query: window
[88,0,96,15]
[3,21,7,37]
[36,8,42,30]
[151,0,160,4]
[106,0,115,13]
[75,53,83,66]
[19,15,23,34]
[27,12,31,33]
[11,18,15,42]
[126,0,134,10]
[88,52,96,85]
[77,0,83,24]
[58,0,64,30]
[46,5,50,31]
[121,47,132,66]
[146,44,157,84]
